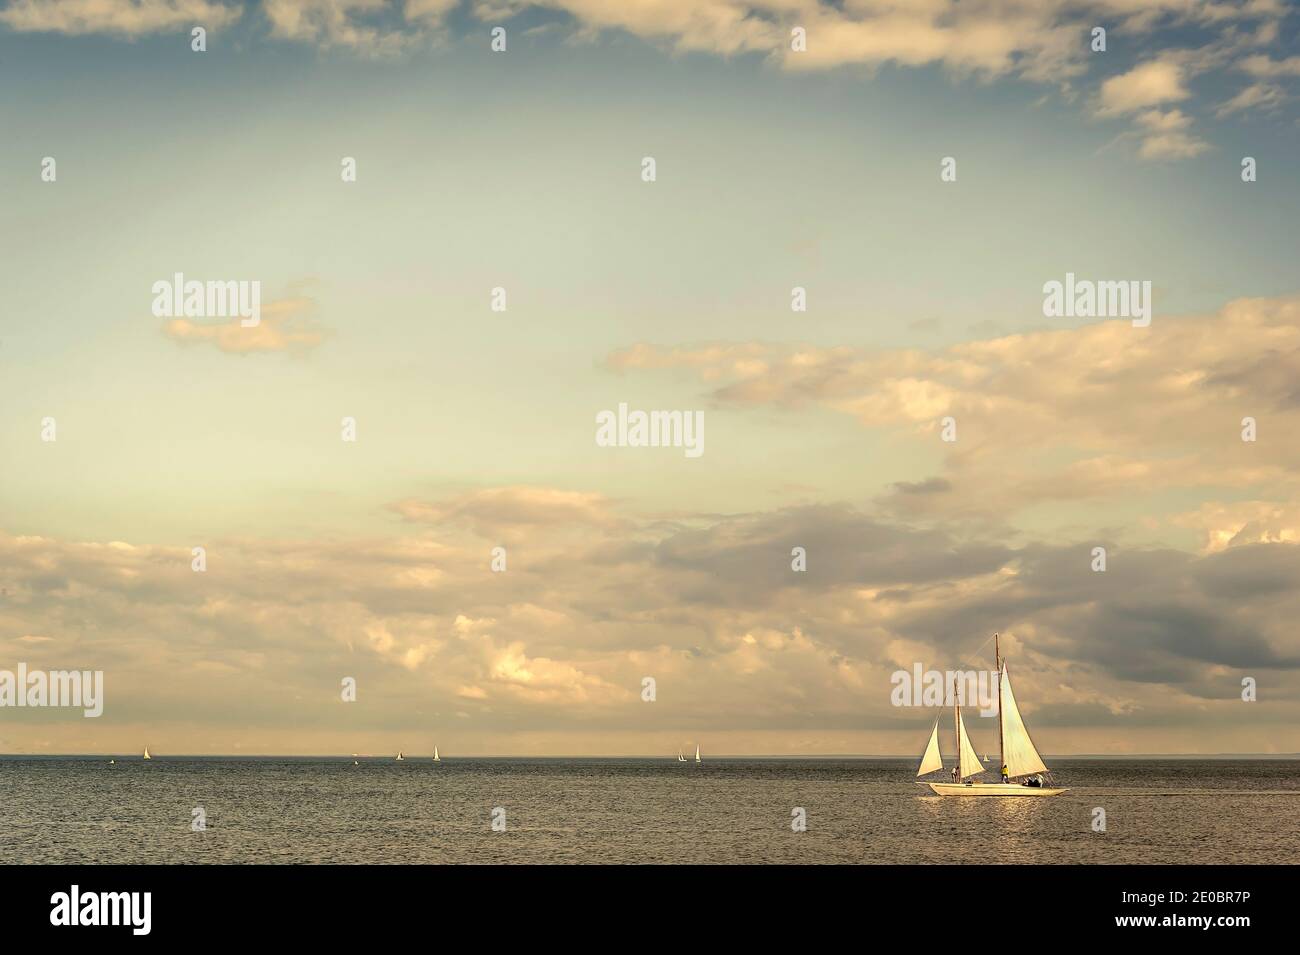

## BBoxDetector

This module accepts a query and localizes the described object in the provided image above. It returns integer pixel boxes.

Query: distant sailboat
[433,746,440,763]
[108,759,115,765]
[694,744,701,764]
[142,746,151,760]
[677,749,686,762]
[916,635,1065,797]
[396,752,405,761]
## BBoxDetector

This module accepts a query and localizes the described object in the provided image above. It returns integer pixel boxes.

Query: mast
[952,675,959,779]
[995,633,1004,781]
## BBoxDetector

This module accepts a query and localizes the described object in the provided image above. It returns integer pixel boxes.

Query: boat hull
[926,782,1067,797]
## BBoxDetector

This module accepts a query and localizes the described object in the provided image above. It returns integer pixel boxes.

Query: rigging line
[954,631,998,672]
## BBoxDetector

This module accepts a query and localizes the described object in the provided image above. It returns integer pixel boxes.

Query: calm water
[2,757,1297,864]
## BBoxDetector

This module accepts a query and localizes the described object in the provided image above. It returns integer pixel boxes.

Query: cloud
[6,2,1294,161]
[485,0,1284,90]
[1097,58,1191,115]
[1173,501,1300,553]
[3,486,1299,753]
[606,294,1300,525]
[161,296,327,354]
[0,0,241,35]
[263,0,457,53]
[1133,107,1211,159]
[1239,53,1300,77]
[264,0,403,54]
[392,486,627,540]
[1094,58,1212,159]
[893,478,952,496]
[1214,81,1286,116]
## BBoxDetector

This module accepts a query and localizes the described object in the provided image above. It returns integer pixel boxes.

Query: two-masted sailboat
[916,636,1066,797]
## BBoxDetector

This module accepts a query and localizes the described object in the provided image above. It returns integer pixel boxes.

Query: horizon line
[3,752,1297,759]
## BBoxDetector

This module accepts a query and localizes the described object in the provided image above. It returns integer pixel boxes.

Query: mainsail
[999,665,1049,778]
[916,718,943,776]
[956,710,985,778]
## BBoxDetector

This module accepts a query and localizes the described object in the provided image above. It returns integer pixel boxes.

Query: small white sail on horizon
[695,744,701,763]
[916,718,943,777]
[142,746,151,760]
[999,665,1049,778]
[396,752,405,761]
[433,746,440,762]
[677,749,686,762]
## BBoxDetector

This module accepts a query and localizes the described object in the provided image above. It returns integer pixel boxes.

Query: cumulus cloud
[0,0,241,35]
[263,0,457,53]
[1094,58,1214,159]
[1133,106,1211,158]
[484,0,1282,89]
[1173,501,1300,554]
[1239,53,1300,77]
[162,296,327,355]
[1098,58,1191,115]
[606,294,1300,526]
[3,481,1299,754]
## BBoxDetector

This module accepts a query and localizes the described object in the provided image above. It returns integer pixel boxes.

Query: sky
[1,0,1298,755]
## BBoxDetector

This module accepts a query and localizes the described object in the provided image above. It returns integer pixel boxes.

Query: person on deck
[1000,764,1009,783]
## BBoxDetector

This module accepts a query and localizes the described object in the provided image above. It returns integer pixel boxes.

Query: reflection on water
[0,757,1295,864]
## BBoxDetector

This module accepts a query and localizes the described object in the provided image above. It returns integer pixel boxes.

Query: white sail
[956,710,985,778]
[916,718,943,776]
[142,746,151,760]
[1000,665,1049,778]
[695,744,701,763]
[433,746,440,761]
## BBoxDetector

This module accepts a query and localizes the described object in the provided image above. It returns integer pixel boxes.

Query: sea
[2,757,1297,864]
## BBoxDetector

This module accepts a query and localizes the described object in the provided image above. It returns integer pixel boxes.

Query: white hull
[926,782,1067,797]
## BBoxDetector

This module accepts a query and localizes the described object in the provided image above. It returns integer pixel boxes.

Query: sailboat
[916,635,1066,797]
[432,746,440,763]
[396,752,405,761]
[694,744,702,764]
[677,749,687,762]
[142,746,151,760]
